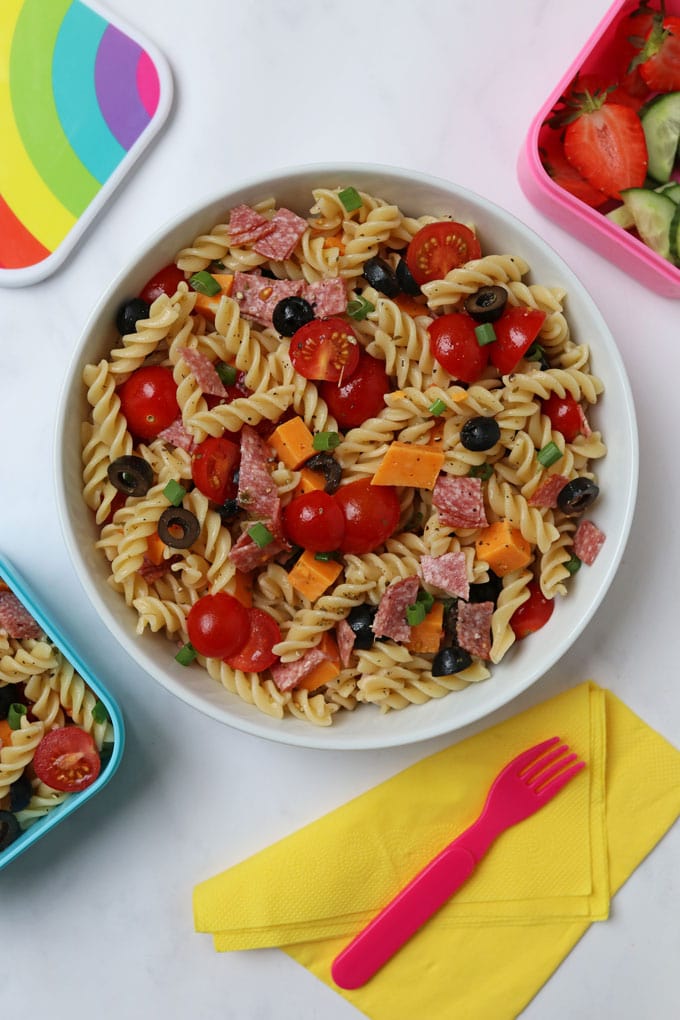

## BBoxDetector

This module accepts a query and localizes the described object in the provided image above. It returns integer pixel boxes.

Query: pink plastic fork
[331,736,585,989]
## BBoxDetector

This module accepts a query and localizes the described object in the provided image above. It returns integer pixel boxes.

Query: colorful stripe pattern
[0,0,162,271]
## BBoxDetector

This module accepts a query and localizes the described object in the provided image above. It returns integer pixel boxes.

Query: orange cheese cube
[407,602,444,653]
[371,441,445,490]
[269,416,316,470]
[297,631,341,691]
[474,520,532,577]
[146,531,166,566]
[192,274,234,319]
[226,570,253,608]
[288,550,343,601]
[292,468,326,498]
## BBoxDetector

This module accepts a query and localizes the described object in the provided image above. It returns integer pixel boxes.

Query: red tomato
[282,492,346,552]
[187,593,249,659]
[319,351,391,429]
[489,307,547,375]
[406,222,481,286]
[139,264,186,304]
[289,318,360,382]
[542,393,584,443]
[192,436,240,504]
[564,98,648,200]
[428,313,489,384]
[510,583,555,639]
[118,366,179,440]
[334,479,400,555]
[637,14,680,92]
[224,608,281,672]
[33,727,101,793]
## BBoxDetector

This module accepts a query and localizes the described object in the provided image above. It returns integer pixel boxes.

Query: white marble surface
[1,0,679,1017]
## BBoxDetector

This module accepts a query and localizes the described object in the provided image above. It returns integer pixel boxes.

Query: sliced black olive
[157,506,201,549]
[432,646,473,677]
[281,545,304,571]
[363,257,400,298]
[216,498,241,523]
[303,453,342,495]
[442,599,458,644]
[346,603,379,650]
[557,477,600,516]
[460,416,501,451]
[107,456,154,497]
[0,684,22,720]
[464,285,507,323]
[115,298,150,336]
[9,775,32,813]
[272,296,315,337]
[468,571,503,605]
[0,811,20,851]
[395,257,421,296]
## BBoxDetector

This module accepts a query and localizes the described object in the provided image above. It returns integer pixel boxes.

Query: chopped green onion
[8,703,26,730]
[248,522,274,548]
[189,270,221,296]
[526,341,546,362]
[429,398,447,416]
[564,554,582,575]
[314,551,340,563]
[346,296,375,320]
[338,186,363,212]
[469,463,493,480]
[475,322,497,347]
[216,362,237,386]
[175,642,197,666]
[406,602,427,626]
[92,700,109,725]
[313,431,341,452]
[163,479,186,506]
[416,589,435,613]
[537,441,562,468]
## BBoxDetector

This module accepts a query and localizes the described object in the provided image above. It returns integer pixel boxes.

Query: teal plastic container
[0,555,124,870]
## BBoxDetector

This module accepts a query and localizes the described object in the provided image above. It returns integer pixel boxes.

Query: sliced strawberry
[563,95,648,200]
[570,72,645,113]
[538,124,608,208]
[636,14,680,92]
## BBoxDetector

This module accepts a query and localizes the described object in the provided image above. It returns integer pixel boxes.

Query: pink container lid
[517,0,680,299]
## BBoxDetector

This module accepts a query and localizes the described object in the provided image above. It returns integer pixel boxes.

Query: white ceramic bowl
[55,162,638,750]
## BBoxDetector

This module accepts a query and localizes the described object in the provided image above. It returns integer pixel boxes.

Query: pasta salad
[80,186,607,727]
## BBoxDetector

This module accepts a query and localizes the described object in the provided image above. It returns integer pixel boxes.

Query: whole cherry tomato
[192,436,240,504]
[406,222,481,286]
[510,583,555,639]
[319,351,391,430]
[224,608,281,672]
[139,264,186,304]
[282,491,346,552]
[118,366,179,440]
[187,593,249,659]
[289,317,360,382]
[428,313,489,384]
[33,727,101,792]
[542,393,584,444]
[334,479,401,555]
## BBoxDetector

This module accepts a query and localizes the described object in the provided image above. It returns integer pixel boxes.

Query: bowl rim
[54,160,640,750]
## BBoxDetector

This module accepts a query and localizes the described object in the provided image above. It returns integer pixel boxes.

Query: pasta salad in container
[79,183,609,730]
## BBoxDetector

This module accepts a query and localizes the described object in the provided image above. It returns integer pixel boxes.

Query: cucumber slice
[606,204,635,229]
[640,91,680,183]
[620,187,677,260]
[670,202,680,265]
[656,181,680,203]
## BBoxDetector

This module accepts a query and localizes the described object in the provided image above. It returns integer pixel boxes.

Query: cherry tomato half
[289,317,360,382]
[118,366,179,440]
[334,479,401,555]
[406,222,481,286]
[319,351,391,430]
[282,491,346,552]
[192,436,240,504]
[33,727,101,793]
[428,313,489,384]
[187,592,249,659]
[139,264,186,304]
[224,608,281,672]
[542,393,585,444]
[489,307,547,376]
[510,582,555,640]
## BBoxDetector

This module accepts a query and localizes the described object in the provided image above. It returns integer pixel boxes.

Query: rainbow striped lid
[0,0,172,287]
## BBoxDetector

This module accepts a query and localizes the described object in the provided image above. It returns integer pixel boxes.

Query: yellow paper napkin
[193,682,680,1019]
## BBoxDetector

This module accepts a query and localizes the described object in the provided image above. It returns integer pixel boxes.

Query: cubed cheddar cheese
[226,570,253,608]
[288,550,343,601]
[474,520,532,576]
[192,274,234,319]
[146,531,166,566]
[292,467,326,498]
[371,441,445,491]
[406,602,444,653]
[269,416,316,470]
[298,631,341,691]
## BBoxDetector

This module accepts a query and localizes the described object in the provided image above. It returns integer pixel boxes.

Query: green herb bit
[175,642,197,666]
[346,296,375,321]
[338,186,363,212]
[8,703,27,730]
[313,431,341,452]
[537,441,562,468]
[92,700,110,725]
[406,602,427,626]
[216,362,237,386]
[564,553,582,575]
[429,398,447,416]
[189,270,221,296]
[163,479,187,506]
[475,322,497,347]
[469,463,493,480]
[248,522,274,548]
[315,551,340,562]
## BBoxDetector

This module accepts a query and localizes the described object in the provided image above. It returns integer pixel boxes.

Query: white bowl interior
[55,163,638,749]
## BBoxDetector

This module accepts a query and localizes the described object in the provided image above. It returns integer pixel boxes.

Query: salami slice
[372,576,420,642]
[303,278,347,319]
[432,476,488,529]
[270,647,327,692]
[577,405,592,438]
[529,474,569,509]
[179,348,228,398]
[158,417,197,453]
[227,204,276,245]
[229,530,287,573]
[237,425,280,520]
[252,207,308,261]
[336,618,356,667]
[233,272,305,327]
[0,591,42,640]
[573,520,606,566]
[420,552,469,600]
[456,600,493,660]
